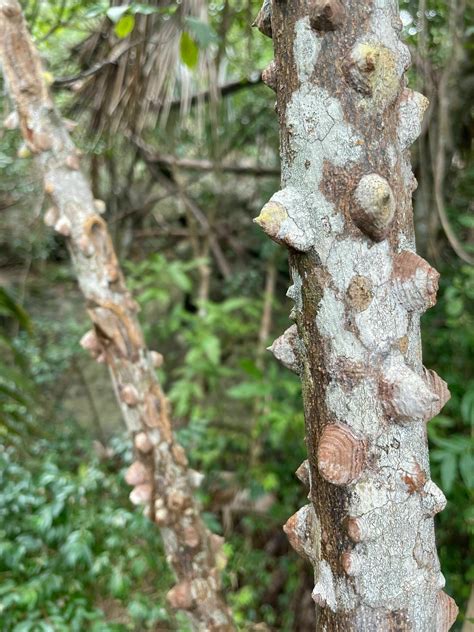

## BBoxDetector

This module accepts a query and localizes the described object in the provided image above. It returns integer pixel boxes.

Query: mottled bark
[255,1,457,630]
[0,3,234,630]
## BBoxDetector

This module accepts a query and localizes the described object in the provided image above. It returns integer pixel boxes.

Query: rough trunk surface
[0,3,234,629]
[255,0,458,630]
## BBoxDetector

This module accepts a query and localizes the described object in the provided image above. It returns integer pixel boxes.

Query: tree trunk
[255,0,458,629]
[0,3,234,630]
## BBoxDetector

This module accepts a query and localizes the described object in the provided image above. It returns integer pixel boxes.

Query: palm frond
[72,0,217,135]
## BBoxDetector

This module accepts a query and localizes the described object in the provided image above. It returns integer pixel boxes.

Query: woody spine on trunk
[255,0,457,629]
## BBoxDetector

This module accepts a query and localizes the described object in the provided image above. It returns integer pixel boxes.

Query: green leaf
[440,452,457,493]
[202,336,220,365]
[460,390,474,425]
[184,17,218,47]
[61,530,93,568]
[109,569,129,598]
[227,381,263,400]
[169,265,192,292]
[114,14,135,38]
[180,32,199,69]
[445,296,464,317]
[459,453,473,490]
[262,472,279,491]
[106,5,129,22]
[220,297,250,313]
[240,358,263,380]
[0,288,32,333]
[458,214,474,228]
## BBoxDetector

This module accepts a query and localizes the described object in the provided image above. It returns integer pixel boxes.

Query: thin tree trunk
[250,258,277,468]
[431,0,473,265]
[255,0,457,629]
[0,4,234,630]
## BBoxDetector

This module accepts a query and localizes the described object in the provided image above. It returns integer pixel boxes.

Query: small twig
[138,151,279,178]
[52,39,145,87]
[131,135,232,279]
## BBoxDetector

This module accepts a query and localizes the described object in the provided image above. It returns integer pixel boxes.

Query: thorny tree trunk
[255,0,458,630]
[0,3,234,630]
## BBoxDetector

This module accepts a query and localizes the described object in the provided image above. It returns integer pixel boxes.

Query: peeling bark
[255,0,457,629]
[0,4,234,630]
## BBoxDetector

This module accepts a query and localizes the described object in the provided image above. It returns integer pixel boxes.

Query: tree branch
[131,135,279,177]
[0,3,234,629]
[131,134,233,279]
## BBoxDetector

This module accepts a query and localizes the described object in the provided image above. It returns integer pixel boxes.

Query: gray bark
[255,0,458,629]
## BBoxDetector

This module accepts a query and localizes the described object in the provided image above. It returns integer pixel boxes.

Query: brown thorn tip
[129,483,152,506]
[125,461,149,486]
[150,350,164,368]
[423,367,450,419]
[295,460,310,487]
[54,217,71,237]
[317,423,366,485]
[346,517,362,542]
[80,329,101,358]
[436,591,458,631]
[65,154,80,170]
[120,384,140,407]
[393,251,439,313]
[283,504,318,563]
[262,61,277,91]
[351,174,395,242]
[167,582,193,610]
[253,0,272,38]
[341,550,361,576]
[268,324,301,374]
[134,432,153,454]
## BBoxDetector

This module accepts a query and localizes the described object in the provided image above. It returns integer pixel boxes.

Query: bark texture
[255,0,458,630]
[0,3,234,629]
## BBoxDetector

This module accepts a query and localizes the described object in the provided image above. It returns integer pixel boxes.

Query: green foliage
[180,32,199,69]
[0,430,175,631]
[0,287,39,444]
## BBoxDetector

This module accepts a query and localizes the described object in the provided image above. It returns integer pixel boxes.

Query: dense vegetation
[0,0,472,629]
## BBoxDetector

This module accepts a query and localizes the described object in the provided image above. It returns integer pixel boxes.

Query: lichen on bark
[255,0,458,629]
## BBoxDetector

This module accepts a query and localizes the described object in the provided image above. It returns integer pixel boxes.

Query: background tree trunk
[0,3,234,630]
[255,0,458,629]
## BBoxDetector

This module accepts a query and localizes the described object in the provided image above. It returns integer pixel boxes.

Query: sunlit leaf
[180,32,199,69]
[114,14,135,38]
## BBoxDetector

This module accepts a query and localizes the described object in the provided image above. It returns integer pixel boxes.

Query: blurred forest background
[0,0,472,630]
